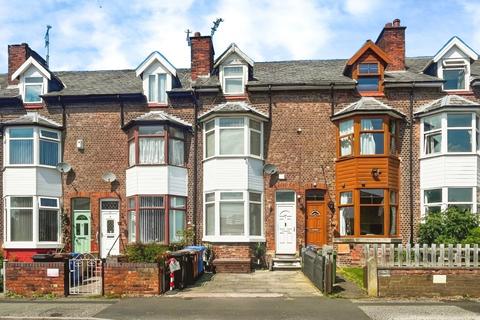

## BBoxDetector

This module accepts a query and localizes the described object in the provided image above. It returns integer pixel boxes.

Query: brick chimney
[375,18,406,71]
[8,43,32,85]
[190,32,214,81]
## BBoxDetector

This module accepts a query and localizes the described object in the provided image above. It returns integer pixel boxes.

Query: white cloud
[343,0,382,16]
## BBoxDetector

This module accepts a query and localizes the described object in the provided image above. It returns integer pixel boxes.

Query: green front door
[73,212,91,253]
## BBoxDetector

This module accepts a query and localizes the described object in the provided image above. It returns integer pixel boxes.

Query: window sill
[23,103,43,109]
[224,94,247,101]
[127,164,186,169]
[148,102,168,108]
[203,155,264,162]
[336,154,399,161]
[4,164,60,170]
[334,237,402,244]
[2,242,63,249]
[202,236,265,243]
[358,91,385,97]
[443,90,473,95]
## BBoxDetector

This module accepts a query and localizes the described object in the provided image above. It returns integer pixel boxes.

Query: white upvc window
[203,116,264,159]
[5,126,61,167]
[442,59,468,91]
[24,76,43,103]
[422,187,476,216]
[203,190,264,242]
[421,112,478,156]
[148,73,167,103]
[221,65,246,95]
[5,196,61,247]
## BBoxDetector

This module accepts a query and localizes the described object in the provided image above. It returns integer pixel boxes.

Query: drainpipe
[192,89,199,244]
[330,83,335,116]
[268,85,272,120]
[409,82,415,245]
[118,94,125,128]
[58,96,67,249]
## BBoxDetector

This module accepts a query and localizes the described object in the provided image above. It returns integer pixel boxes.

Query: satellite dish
[263,164,278,175]
[56,162,72,173]
[102,172,117,183]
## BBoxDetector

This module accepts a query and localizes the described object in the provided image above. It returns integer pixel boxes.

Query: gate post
[101,259,106,296]
[367,256,378,297]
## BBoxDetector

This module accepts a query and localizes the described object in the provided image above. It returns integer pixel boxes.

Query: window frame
[442,66,466,91]
[421,187,477,216]
[356,62,381,93]
[221,65,246,95]
[23,76,44,104]
[169,196,187,243]
[147,73,168,104]
[5,126,61,168]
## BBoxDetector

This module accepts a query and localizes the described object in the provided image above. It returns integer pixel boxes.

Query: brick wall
[378,267,480,297]
[104,263,162,296]
[5,262,66,297]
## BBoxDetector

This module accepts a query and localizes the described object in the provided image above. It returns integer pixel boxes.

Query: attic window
[24,77,43,103]
[222,66,245,95]
[443,68,465,91]
[148,74,167,103]
[357,63,380,92]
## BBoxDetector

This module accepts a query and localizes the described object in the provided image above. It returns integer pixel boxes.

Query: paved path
[172,270,322,298]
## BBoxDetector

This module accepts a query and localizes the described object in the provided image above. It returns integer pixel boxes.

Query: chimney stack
[8,43,32,85]
[190,32,214,81]
[375,19,406,71]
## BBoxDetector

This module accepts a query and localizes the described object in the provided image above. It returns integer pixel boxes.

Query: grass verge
[337,267,365,289]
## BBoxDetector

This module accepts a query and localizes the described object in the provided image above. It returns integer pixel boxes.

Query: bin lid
[185,246,206,251]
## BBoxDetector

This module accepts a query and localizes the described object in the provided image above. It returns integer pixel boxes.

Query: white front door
[100,199,120,258]
[275,202,296,255]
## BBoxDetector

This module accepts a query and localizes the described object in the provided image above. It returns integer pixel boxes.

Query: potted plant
[254,242,266,268]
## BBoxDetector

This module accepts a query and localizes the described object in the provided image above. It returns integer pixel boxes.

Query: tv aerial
[102,172,117,183]
[263,164,278,175]
[56,162,72,173]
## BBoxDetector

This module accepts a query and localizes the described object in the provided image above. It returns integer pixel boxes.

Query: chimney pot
[194,32,201,37]
[385,22,393,28]
[393,19,401,27]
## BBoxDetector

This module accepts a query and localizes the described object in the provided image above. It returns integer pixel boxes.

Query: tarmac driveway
[171,270,322,298]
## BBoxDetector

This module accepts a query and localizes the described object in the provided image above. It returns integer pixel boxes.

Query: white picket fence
[365,243,480,268]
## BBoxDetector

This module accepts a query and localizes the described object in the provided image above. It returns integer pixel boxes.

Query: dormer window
[443,68,465,90]
[222,66,245,95]
[357,63,379,92]
[148,74,167,103]
[24,77,43,103]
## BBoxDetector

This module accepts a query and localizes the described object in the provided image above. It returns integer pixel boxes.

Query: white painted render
[3,167,61,197]
[420,155,479,189]
[126,165,187,197]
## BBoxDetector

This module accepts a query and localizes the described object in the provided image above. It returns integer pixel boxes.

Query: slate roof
[2,112,62,128]
[415,95,480,116]
[332,97,406,120]
[198,101,269,120]
[125,110,192,128]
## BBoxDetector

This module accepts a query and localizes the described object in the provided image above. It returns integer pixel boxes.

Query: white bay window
[422,187,476,215]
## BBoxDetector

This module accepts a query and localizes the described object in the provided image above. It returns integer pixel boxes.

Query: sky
[1,0,480,72]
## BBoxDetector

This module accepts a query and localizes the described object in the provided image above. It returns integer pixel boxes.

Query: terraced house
[1,18,480,270]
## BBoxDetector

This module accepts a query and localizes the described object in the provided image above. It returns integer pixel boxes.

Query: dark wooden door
[305,190,327,246]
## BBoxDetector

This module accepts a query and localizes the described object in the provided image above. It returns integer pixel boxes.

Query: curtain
[220,202,244,235]
[340,207,354,236]
[249,203,261,236]
[10,140,33,164]
[339,120,353,136]
[360,133,376,155]
[139,209,165,242]
[389,207,397,235]
[220,129,244,154]
[169,139,184,166]
[11,209,33,241]
[206,131,215,157]
[39,209,58,242]
[158,74,167,103]
[139,137,164,164]
[169,210,185,243]
[40,140,59,166]
[129,141,135,166]
[148,74,156,102]
[205,203,215,236]
[340,137,352,156]
[128,211,136,242]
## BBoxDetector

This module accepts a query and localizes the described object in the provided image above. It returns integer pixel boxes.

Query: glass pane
[169,210,185,242]
[205,120,215,131]
[220,129,244,154]
[249,192,261,202]
[206,203,215,236]
[448,204,472,212]
[101,200,119,210]
[361,118,383,130]
[140,196,164,208]
[424,115,442,132]
[340,207,354,236]
[10,140,33,164]
[225,78,243,93]
[158,74,167,103]
[220,192,243,200]
[73,198,90,211]
[250,130,261,156]
[357,77,379,91]
[340,136,352,156]
[205,193,215,202]
[220,202,244,235]
[447,130,471,152]
[107,219,115,234]
[128,211,136,242]
[76,223,81,236]
[224,66,243,76]
[306,190,325,201]
[169,126,185,139]
[448,188,472,202]
[10,209,33,241]
[389,206,397,235]
[139,209,165,242]
[128,197,136,209]
[148,74,156,102]
[11,197,33,208]
[206,131,215,157]
[10,128,33,138]
[170,196,186,208]
[389,120,396,134]
[448,114,471,128]
[249,119,261,131]
[169,139,184,166]
[360,133,384,155]
[426,206,442,214]
[40,198,58,208]
[40,140,59,166]
[360,189,384,204]
[84,223,89,236]
[425,133,442,154]
[443,69,465,90]
[39,209,58,242]
[219,118,244,127]
[249,203,262,236]
[339,120,353,135]
[276,191,295,202]
[25,77,43,83]
[340,192,353,205]
[139,137,165,164]
[139,126,164,135]
[25,84,42,102]
[40,130,59,140]
[359,63,378,74]
[360,206,384,235]
[129,140,135,166]
[424,189,442,204]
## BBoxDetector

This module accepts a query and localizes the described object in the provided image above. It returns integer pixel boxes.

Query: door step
[272,255,301,270]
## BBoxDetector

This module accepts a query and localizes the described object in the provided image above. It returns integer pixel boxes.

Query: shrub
[462,227,480,245]
[418,207,479,244]
[125,243,169,263]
